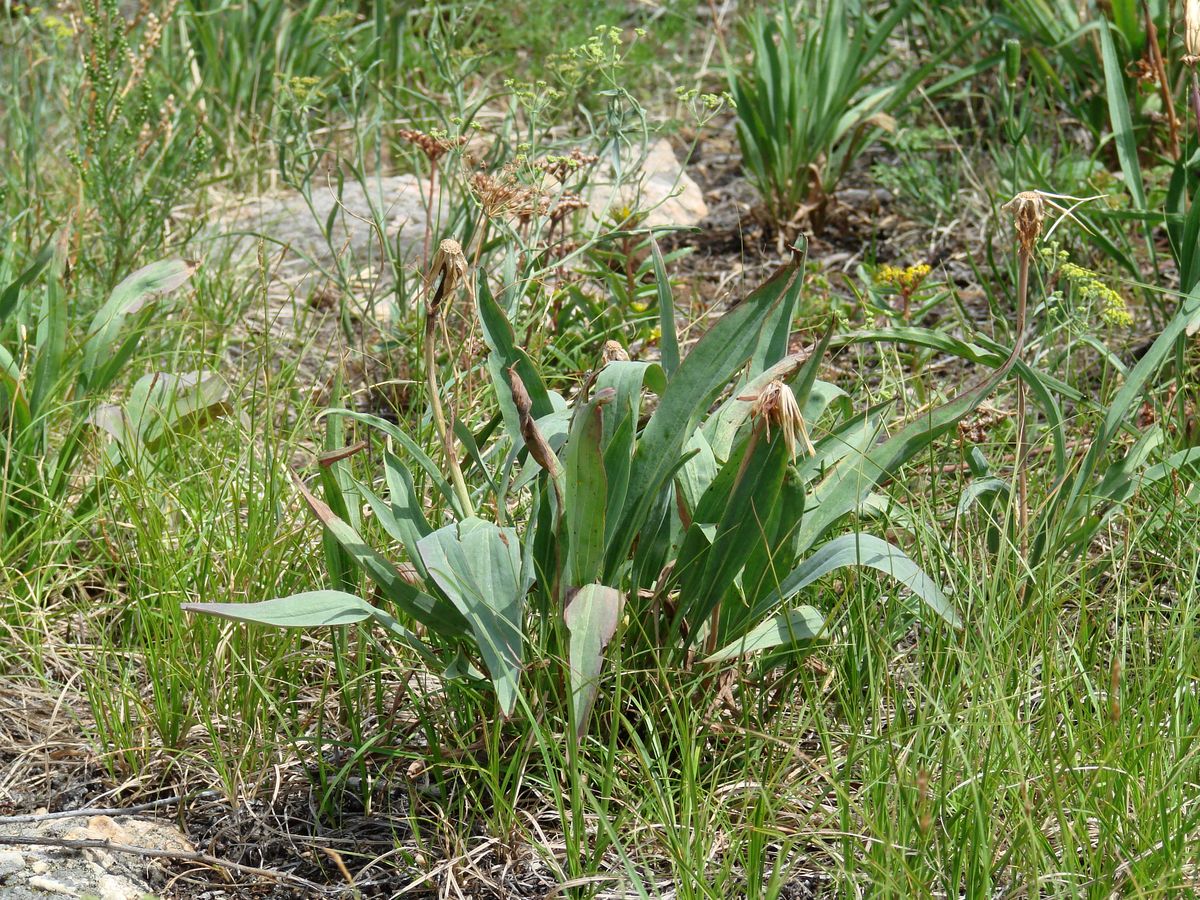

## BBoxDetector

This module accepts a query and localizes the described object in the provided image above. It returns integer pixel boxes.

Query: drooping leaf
[706,604,825,662]
[749,532,960,629]
[418,517,525,715]
[82,260,197,392]
[182,590,437,663]
[563,584,624,738]
[294,477,469,639]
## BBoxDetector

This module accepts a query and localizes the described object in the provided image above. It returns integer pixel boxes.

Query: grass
[3,0,1200,897]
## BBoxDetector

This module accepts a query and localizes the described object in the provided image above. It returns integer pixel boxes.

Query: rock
[206,173,443,406]
[28,876,78,895]
[0,849,25,878]
[0,814,188,900]
[585,137,708,229]
[209,173,437,295]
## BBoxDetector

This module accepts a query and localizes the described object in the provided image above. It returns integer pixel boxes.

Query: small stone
[97,873,143,900]
[31,859,51,874]
[28,875,79,895]
[0,849,24,879]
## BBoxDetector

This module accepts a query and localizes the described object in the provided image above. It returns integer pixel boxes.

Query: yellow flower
[876,263,931,293]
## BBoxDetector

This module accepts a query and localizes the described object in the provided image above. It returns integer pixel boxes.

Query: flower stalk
[423,239,475,519]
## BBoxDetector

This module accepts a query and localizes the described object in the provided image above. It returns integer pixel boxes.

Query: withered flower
[748,380,814,459]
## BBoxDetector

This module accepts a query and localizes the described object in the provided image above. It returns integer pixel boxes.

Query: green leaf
[477,274,553,445]
[606,249,804,577]
[326,409,460,515]
[28,236,68,426]
[677,427,790,643]
[564,584,624,738]
[750,532,960,629]
[705,605,825,663]
[182,590,436,663]
[1100,19,1145,211]
[750,235,807,378]
[98,370,231,450]
[294,477,469,639]
[564,395,608,589]
[649,237,680,377]
[82,260,197,392]
[0,235,54,323]
[418,517,525,715]
[182,591,376,627]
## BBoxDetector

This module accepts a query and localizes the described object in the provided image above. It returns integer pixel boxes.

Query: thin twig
[0,791,220,826]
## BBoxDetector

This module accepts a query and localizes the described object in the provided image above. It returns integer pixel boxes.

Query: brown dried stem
[424,240,475,518]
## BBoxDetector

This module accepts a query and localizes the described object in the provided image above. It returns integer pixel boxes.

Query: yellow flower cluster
[876,263,931,293]
[1058,262,1133,328]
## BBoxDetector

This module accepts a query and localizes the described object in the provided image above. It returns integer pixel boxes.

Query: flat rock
[586,137,708,229]
[0,814,191,900]
[208,172,436,298]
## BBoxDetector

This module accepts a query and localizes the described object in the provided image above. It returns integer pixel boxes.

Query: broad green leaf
[82,260,197,392]
[121,370,231,448]
[564,395,608,589]
[706,604,825,662]
[29,236,68,426]
[750,532,960,629]
[477,274,552,444]
[750,235,807,379]
[418,517,525,715]
[564,584,624,738]
[183,591,376,627]
[606,249,804,577]
[182,590,436,663]
[294,478,469,639]
[676,427,790,644]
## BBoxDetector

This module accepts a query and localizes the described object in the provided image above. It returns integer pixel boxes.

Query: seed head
[1002,191,1045,254]
[749,380,814,459]
[399,128,467,164]
[1186,0,1200,62]
[426,239,467,324]
[601,340,630,364]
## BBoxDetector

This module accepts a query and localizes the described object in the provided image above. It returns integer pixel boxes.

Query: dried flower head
[536,148,600,181]
[1002,191,1045,253]
[425,239,468,324]
[1002,189,1100,253]
[549,192,589,223]
[469,169,549,222]
[601,340,630,364]
[748,380,814,459]
[399,128,467,164]
[1187,0,1200,62]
